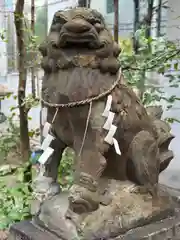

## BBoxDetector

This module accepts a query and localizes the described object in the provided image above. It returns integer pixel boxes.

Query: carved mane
[39,8,121,104]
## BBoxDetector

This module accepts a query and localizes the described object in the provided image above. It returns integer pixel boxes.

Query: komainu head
[50,8,107,49]
[39,7,121,74]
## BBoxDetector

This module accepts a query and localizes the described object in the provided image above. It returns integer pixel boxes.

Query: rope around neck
[41,68,122,156]
[41,68,122,108]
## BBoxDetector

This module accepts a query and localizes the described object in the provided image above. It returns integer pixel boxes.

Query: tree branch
[122,48,180,71]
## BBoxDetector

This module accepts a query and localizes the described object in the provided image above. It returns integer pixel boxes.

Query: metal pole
[31,0,36,98]
[114,0,119,43]
[40,0,48,144]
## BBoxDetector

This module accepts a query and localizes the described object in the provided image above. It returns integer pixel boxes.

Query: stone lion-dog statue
[32,7,175,240]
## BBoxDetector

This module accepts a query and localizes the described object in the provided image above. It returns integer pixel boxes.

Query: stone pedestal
[9,220,59,240]
[8,213,180,240]
[8,183,180,240]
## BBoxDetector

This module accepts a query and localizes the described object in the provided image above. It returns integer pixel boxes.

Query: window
[7,13,17,73]
[107,0,114,14]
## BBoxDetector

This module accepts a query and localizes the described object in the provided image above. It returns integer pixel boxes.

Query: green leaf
[6,93,12,99]
[166,74,175,82]
[28,130,34,137]
[10,106,17,111]
[167,105,173,110]
[8,211,22,221]
[158,66,165,74]
[165,117,180,123]
[0,216,11,230]
[170,84,179,88]
[174,62,179,70]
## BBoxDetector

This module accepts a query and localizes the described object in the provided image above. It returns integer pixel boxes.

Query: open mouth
[59,31,100,48]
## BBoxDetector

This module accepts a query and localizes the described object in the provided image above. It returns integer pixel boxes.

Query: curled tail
[146,105,174,173]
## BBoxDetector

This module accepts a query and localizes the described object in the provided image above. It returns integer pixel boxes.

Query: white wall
[91,0,134,37]
[91,0,168,38]
[167,0,180,41]
[90,0,106,14]
[0,1,7,77]
[1,72,42,132]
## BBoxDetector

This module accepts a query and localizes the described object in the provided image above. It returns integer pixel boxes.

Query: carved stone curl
[32,7,176,240]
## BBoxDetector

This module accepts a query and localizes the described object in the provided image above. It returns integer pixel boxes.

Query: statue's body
[32,7,175,239]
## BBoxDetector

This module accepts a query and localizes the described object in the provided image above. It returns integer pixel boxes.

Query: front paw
[68,184,100,214]
[32,176,61,201]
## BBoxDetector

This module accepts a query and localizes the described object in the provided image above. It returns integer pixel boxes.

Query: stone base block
[8,182,180,240]
[8,214,180,240]
[8,220,59,240]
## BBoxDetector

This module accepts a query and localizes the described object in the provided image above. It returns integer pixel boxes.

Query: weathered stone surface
[8,209,180,240]
[33,7,175,217]
[27,6,177,240]
[8,183,180,239]
[26,181,178,239]
[9,220,59,240]
[79,181,175,239]
[117,211,180,240]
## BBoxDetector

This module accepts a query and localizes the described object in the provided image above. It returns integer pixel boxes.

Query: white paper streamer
[41,134,55,151]
[104,124,117,145]
[103,111,115,130]
[38,147,54,165]
[43,122,51,137]
[41,107,48,125]
[102,95,112,117]
[102,94,121,155]
[113,138,121,155]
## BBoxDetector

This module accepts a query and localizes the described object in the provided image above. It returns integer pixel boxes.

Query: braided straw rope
[41,68,122,108]
[41,68,122,155]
